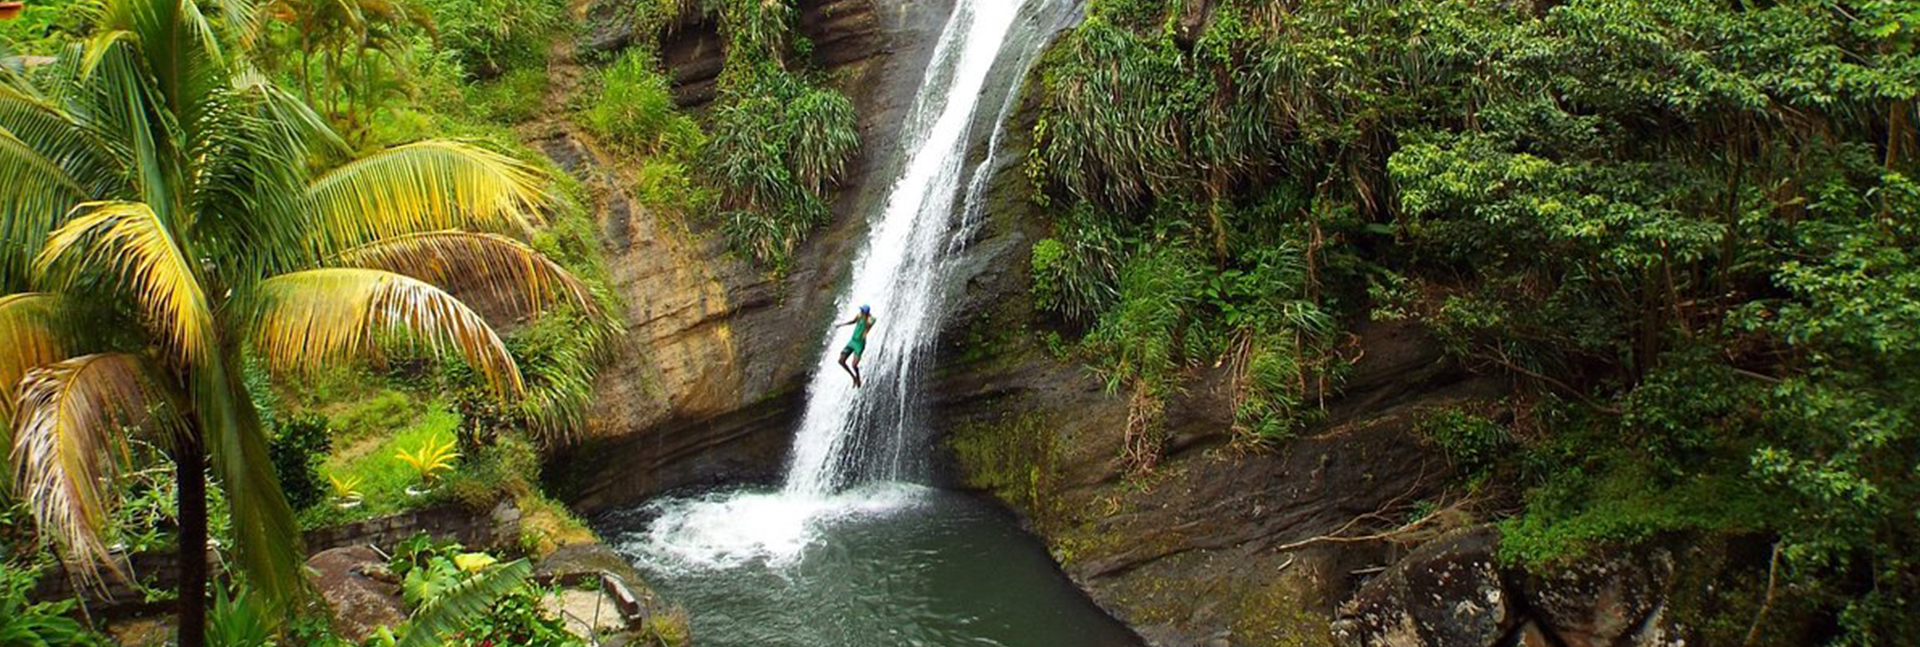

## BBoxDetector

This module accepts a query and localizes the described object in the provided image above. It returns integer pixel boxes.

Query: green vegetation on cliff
[1019,0,1920,643]
[602,0,862,272]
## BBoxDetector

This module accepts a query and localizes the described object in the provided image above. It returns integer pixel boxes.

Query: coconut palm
[0,0,590,643]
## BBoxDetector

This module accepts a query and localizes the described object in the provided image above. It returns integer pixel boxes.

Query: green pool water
[601,483,1143,647]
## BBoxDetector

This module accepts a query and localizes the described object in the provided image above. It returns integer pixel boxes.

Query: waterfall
[627,0,1076,570]
[783,0,1048,496]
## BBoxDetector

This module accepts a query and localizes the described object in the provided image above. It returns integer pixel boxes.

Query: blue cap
[860,305,871,313]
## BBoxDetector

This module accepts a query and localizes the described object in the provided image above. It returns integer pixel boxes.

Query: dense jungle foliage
[1023,0,1920,644]
[585,0,861,271]
[0,0,629,641]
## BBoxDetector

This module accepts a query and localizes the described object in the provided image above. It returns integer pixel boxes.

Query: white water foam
[627,0,1065,569]
[623,483,929,571]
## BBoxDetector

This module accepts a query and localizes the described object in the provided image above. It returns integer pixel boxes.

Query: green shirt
[847,315,874,351]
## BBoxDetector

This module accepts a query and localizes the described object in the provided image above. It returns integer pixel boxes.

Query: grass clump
[582,50,704,155]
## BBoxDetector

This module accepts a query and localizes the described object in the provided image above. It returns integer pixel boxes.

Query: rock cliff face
[552,0,958,511]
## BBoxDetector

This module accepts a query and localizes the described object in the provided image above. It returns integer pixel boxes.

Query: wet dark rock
[1503,621,1552,647]
[1512,549,1681,645]
[580,0,636,56]
[1333,526,1515,647]
[1519,549,1676,647]
[309,546,406,643]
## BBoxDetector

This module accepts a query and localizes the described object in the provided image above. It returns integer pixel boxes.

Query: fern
[396,559,534,647]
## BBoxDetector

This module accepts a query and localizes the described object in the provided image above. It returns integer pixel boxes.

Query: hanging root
[1123,381,1166,473]
[1264,476,1468,554]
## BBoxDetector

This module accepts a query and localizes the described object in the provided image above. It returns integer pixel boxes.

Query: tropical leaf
[304,141,549,254]
[395,559,532,647]
[36,201,215,364]
[327,473,364,499]
[394,434,458,483]
[0,293,75,414]
[208,583,280,647]
[0,293,77,481]
[10,353,184,585]
[246,268,526,398]
[0,85,121,194]
[0,129,89,291]
[338,230,596,320]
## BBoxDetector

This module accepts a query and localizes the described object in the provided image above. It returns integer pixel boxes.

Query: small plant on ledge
[329,474,366,509]
[397,436,461,497]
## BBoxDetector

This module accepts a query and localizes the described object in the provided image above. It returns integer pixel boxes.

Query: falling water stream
[601,1,1142,645]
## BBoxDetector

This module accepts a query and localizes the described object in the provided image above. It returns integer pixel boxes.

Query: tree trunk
[176,436,208,647]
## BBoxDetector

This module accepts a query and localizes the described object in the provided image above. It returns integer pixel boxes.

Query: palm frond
[0,293,77,438]
[247,268,525,398]
[36,201,215,365]
[0,129,89,291]
[0,85,122,194]
[10,353,184,585]
[304,141,549,254]
[338,231,596,320]
[395,559,533,647]
[230,67,348,160]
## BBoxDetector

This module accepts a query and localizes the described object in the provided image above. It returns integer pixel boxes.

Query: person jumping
[836,305,877,387]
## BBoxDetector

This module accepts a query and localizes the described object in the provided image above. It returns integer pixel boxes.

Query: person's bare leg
[839,351,858,384]
[850,353,863,387]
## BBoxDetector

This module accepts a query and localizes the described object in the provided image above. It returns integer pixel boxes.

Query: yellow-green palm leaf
[339,230,596,319]
[248,268,525,398]
[10,353,184,585]
[37,201,215,364]
[0,293,76,477]
[305,141,549,253]
[0,293,74,411]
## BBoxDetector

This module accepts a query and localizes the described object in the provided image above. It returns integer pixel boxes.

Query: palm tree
[0,0,592,644]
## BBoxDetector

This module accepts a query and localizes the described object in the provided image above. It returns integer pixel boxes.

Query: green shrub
[468,68,551,124]
[702,66,857,269]
[1,566,102,646]
[582,50,703,154]
[308,404,461,526]
[420,0,564,77]
[634,159,711,213]
[0,0,86,57]
[1416,409,1512,480]
[270,413,334,511]
[1085,246,1208,397]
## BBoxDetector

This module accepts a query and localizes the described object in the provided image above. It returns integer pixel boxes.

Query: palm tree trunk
[176,436,208,647]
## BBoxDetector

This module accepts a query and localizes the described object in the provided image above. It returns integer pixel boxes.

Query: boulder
[1518,549,1675,647]
[1503,621,1551,647]
[308,546,406,643]
[534,543,647,590]
[1334,525,1515,647]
